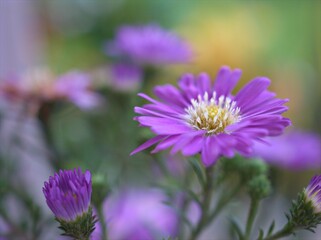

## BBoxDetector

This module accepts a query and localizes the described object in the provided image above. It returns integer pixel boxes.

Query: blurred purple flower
[253,130,321,170]
[0,68,103,112]
[55,71,103,110]
[43,168,92,221]
[107,24,192,65]
[305,175,321,213]
[131,66,290,166]
[104,189,178,240]
[0,68,55,103]
[0,216,9,240]
[106,63,142,92]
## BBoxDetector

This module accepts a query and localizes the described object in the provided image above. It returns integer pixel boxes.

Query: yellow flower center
[184,92,241,135]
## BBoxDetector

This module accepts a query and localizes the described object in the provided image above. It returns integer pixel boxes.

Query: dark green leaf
[267,220,275,237]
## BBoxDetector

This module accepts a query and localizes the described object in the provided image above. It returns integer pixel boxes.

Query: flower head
[43,168,92,221]
[0,68,102,112]
[131,66,290,166]
[106,24,192,65]
[0,68,55,103]
[285,175,321,232]
[305,175,321,213]
[104,189,178,240]
[253,129,321,170]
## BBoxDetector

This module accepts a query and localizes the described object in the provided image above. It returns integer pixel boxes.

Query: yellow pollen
[184,92,241,135]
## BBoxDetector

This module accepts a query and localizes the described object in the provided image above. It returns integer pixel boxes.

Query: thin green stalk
[38,103,60,170]
[178,169,193,239]
[244,198,260,240]
[208,182,242,223]
[188,166,214,240]
[97,205,108,240]
[78,237,89,240]
[263,223,294,240]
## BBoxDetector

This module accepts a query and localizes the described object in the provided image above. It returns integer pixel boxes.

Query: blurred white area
[0,2,56,238]
[0,0,43,77]
[0,0,52,210]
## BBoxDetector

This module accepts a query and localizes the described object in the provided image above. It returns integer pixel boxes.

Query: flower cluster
[131,66,290,166]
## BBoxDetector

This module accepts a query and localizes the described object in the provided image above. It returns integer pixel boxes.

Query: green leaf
[229,217,243,240]
[267,220,275,237]
[258,229,264,240]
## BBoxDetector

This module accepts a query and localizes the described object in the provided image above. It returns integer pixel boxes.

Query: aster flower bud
[219,156,268,184]
[241,159,268,179]
[43,168,96,239]
[247,175,271,200]
[287,175,321,232]
[304,175,321,213]
[261,175,321,240]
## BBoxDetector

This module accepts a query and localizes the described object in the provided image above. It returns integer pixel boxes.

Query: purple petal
[154,84,188,107]
[201,137,220,167]
[214,66,242,97]
[130,135,166,155]
[235,77,270,110]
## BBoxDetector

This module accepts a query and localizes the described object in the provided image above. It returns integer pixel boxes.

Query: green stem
[244,198,260,240]
[142,66,158,91]
[98,205,108,240]
[178,169,193,239]
[37,103,60,170]
[188,166,214,240]
[208,182,242,223]
[263,223,294,240]
[78,236,89,240]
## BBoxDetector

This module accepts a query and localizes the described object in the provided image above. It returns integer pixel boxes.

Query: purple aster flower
[104,189,178,240]
[131,66,290,166]
[253,129,321,170]
[305,175,321,213]
[106,63,143,92]
[43,168,92,221]
[106,24,192,65]
[55,71,103,110]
